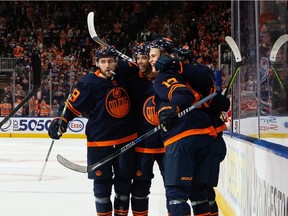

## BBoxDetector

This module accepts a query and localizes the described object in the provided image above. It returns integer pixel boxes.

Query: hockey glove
[155,55,179,72]
[209,93,230,116]
[158,103,180,132]
[48,118,68,140]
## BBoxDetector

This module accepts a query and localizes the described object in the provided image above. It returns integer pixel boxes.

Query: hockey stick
[87,12,133,62]
[269,34,288,62]
[38,70,78,181]
[57,92,217,173]
[0,53,41,128]
[269,34,288,90]
[38,139,55,181]
[222,36,242,97]
[38,95,70,181]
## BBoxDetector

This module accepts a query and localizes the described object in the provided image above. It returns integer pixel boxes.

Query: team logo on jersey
[95,169,102,176]
[106,87,130,118]
[143,96,159,125]
[136,170,142,177]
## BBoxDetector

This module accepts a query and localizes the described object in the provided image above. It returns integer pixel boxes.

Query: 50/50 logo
[15,119,51,131]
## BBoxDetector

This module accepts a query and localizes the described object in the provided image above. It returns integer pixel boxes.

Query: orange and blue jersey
[178,62,227,136]
[127,69,164,154]
[61,60,138,147]
[213,117,227,135]
[0,103,12,117]
[153,69,216,147]
[177,62,215,98]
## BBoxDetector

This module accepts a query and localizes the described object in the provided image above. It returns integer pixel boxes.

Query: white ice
[0,138,167,216]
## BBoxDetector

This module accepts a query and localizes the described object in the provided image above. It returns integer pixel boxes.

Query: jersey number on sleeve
[162,78,178,88]
[69,89,80,103]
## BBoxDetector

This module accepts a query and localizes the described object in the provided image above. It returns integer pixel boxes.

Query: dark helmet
[175,47,194,63]
[132,42,151,56]
[95,45,117,60]
[176,47,191,57]
[150,37,175,54]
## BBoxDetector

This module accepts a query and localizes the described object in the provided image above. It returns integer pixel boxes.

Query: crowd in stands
[0,1,231,117]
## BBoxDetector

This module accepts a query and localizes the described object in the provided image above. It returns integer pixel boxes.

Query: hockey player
[0,96,12,117]
[180,64,229,216]
[129,42,165,216]
[155,49,230,216]
[177,62,229,216]
[150,37,217,216]
[48,45,139,216]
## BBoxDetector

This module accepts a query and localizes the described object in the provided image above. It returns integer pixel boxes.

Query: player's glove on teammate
[48,118,68,140]
[209,93,230,116]
[158,102,180,132]
[155,55,179,72]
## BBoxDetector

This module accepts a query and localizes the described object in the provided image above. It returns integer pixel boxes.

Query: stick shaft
[38,94,71,181]
[38,140,55,181]
[0,53,41,128]
[57,92,217,173]
[88,92,217,172]
[88,92,217,171]
[222,36,243,96]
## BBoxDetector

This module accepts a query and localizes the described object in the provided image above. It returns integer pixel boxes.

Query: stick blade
[94,36,108,46]
[87,12,97,39]
[270,34,288,62]
[225,36,242,62]
[57,154,88,173]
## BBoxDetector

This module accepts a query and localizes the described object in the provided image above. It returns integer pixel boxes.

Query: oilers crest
[105,87,130,118]
[143,96,159,125]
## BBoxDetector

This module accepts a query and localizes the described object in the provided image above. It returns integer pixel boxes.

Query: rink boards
[218,133,288,216]
[232,116,288,142]
[1,116,288,140]
[0,117,87,138]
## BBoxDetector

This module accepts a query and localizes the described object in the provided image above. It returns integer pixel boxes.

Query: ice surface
[0,138,166,216]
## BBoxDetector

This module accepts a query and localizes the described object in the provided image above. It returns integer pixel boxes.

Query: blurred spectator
[14,43,24,58]
[53,85,65,106]
[1,86,13,103]
[52,46,65,66]
[138,26,151,42]
[59,30,67,50]
[40,79,50,101]
[15,63,24,78]
[28,95,38,117]
[0,1,232,117]
[128,11,138,39]
[38,99,50,117]
[0,96,12,117]
[51,99,59,117]
[21,76,29,93]
[246,75,256,92]
[112,20,122,37]
[148,17,160,40]
[14,98,24,117]
[15,84,26,99]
